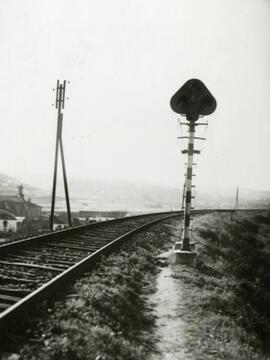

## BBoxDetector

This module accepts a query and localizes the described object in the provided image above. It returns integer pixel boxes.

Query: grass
[1,221,175,360]
[172,211,270,360]
[3,212,269,359]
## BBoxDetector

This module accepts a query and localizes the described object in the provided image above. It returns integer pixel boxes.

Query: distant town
[0,183,129,242]
[0,171,269,243]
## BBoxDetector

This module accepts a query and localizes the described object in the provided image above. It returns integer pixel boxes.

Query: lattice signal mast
[50,80,72,231]
[170,79,216,253]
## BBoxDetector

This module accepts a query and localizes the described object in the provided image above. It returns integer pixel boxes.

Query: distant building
[52,216,68,231]
[0,209,17,232]
[78,210,127,222]
[26,201,42,219]
[0,186,42,220]
[17,215,68,235]
[0,195,42,219]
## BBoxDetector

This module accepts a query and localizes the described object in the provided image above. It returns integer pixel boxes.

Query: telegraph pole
[170,79,216,263]
[50,80,72,231]
[231,186,239,219]
[235,187,239,214]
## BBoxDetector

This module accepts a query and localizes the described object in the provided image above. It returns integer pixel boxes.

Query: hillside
[43,178,270,212]
[0,173,269,212]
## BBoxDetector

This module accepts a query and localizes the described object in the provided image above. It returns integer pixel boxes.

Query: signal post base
[174,242,195,251]
[174,250,197,266]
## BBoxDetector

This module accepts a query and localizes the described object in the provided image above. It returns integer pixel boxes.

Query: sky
[0,0,270,191]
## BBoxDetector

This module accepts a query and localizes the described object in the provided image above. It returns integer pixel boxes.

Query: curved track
[0,208,265,331]
[0,211,181,331]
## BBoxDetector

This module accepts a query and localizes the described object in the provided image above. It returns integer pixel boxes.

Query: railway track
[0,208,265,332]
[0,211,181,331]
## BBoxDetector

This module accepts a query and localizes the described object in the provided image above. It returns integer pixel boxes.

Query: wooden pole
[50,84,62,231]
[50,81,72,230]
[59,136,72,227]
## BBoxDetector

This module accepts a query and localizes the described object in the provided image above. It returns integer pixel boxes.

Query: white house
[0,210,17,232]
[53,216,68,231]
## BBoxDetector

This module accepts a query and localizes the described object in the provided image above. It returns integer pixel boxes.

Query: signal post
[170,79,216,265]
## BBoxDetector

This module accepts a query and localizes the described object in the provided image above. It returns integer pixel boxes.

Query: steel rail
[0,208,266,332]
[0,208,265,253]
[0,211,181,331]
[0,210,182,253]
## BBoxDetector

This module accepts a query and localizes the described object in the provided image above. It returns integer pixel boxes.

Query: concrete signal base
[174,241,196,251]
[174,250,197,266]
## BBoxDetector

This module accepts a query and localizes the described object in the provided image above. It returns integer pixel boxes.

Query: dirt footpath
[148,213,270,360]
[148,250,193,360]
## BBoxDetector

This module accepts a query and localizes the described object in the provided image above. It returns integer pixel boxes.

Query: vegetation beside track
[173,211,270,359]
[1,221,175,360]
[2,211,270,359]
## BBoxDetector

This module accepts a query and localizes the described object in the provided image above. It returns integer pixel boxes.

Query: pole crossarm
[178,136,206,140]
[179,122,208,126]
[181,149,201,155]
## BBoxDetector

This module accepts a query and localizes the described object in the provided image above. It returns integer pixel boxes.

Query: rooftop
[0,195,41,208]
[0,209,17,220]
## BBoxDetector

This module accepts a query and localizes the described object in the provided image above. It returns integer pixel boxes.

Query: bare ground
[147,212,270,360]
[148,250,193,360]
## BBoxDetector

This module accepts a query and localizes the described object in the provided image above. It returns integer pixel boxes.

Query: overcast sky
[0,0,269,191]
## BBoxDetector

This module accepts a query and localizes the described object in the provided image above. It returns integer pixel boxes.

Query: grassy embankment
[1,221,175,360]
[3,212,270,360]
[174,211,270,359]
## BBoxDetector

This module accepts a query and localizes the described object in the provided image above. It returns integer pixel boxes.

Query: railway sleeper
[1,269,37,279]
[0,287,31,297]
[0,261,63,273]
[1,255,74,267]
[0,303,10,311]
[52,239,95,247]
[44,242,95,252]
[0,275,39,284]
[1,256,72,269]
[15,249,83,261]
[0,294,21,304]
